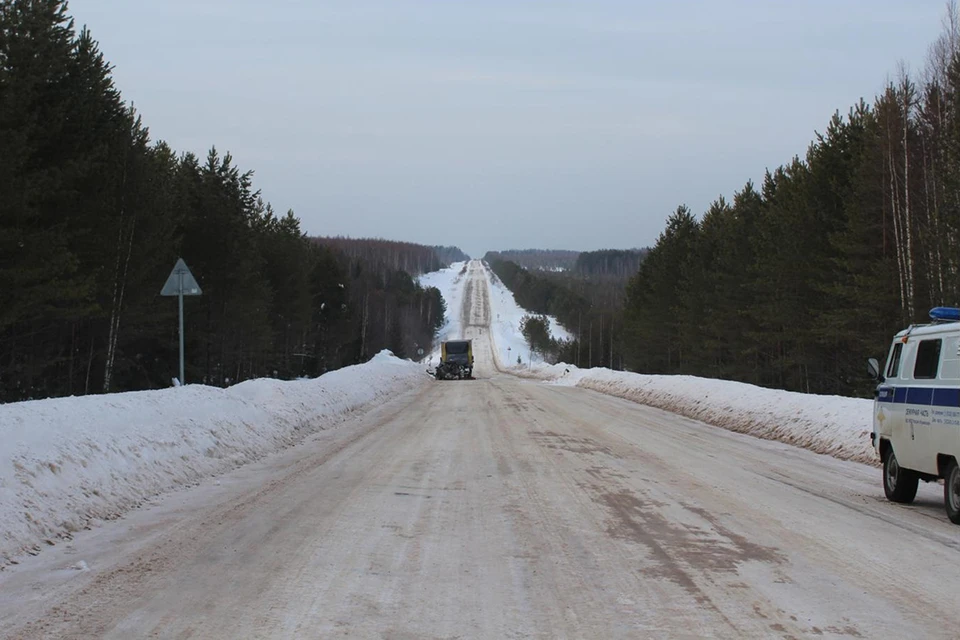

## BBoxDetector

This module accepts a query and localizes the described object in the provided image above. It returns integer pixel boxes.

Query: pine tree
[623,205,698,373]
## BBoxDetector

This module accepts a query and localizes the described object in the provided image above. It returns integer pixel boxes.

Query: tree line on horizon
[488,7,960,398]
[311,238,468,277]
[484,249,581,272]
[485,248,648,277]
[623,6,960,396]
[9,0,959,402]
[0,1,453,402]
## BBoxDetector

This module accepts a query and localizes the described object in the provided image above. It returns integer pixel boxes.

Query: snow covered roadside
[423,259,878,468]
[481,262,571,368]
[417,259,571,368]
[515,363,878,466]
[418,261,468,360]
[0,352,426,566]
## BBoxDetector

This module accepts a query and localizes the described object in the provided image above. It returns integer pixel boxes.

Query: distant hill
[433,245,470,266]
[312,237,468,275]
[483,248,648,276]
[483,249,580,272]
[574,249,647,278]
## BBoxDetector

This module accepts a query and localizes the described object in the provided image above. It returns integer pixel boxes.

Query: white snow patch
[0,351,425,565]
[418,261,468,361]
[418,260,572,368]
[480,263,571,367]
[510,363,877,466]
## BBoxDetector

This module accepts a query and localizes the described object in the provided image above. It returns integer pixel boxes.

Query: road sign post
[161,258,202,385]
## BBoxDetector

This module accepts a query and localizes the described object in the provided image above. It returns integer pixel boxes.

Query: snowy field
[0,352,425,566]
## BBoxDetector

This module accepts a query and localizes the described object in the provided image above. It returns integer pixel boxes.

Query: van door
[877,339,910,461]
[929,334,960,465]
[902,337,943,475]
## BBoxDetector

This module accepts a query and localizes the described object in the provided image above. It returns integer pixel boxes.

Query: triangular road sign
[161,258,202,296]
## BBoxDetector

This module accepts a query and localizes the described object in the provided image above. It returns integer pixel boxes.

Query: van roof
[894,321,960,338]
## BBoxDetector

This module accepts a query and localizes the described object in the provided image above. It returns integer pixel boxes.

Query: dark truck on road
[431,340,474,380]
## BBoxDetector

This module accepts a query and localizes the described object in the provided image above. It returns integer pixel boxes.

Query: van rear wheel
[944,460,960,525]
[883,447,918,504]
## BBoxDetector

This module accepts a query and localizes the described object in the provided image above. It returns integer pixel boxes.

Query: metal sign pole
[161,258,201,387]
[179,271,185,385]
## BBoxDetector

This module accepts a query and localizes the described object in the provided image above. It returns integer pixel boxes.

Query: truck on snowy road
[431,340,474,380]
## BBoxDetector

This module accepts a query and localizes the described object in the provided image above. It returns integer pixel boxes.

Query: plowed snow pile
[0,352,425,565]
[517,363,877,466]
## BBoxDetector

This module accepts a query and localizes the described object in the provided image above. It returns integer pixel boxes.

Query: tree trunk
[84,335,95,395]
[901,76,916,317]
[588,320,593,368]
[609,319,614,370]
[887,109,908,319]
[577,312,582,368]
[360,292,369,361]
[598,316,603,368]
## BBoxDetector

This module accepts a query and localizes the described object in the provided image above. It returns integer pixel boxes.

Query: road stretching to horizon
[1,261,958,639]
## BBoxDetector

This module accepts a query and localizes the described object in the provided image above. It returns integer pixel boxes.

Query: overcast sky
[69,1,946,258]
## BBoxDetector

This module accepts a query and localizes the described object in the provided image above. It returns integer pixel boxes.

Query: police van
[868,307,960,524]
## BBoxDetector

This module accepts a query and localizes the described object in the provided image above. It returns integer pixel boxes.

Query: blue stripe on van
[907,387,934,405]
[933,387,960,407]
[876,385,959,407]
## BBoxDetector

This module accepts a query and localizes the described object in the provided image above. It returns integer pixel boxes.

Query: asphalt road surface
[1,261,958,639]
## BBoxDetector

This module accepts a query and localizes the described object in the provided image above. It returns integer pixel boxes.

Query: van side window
[886,343,903,378]
[913,339,942,379]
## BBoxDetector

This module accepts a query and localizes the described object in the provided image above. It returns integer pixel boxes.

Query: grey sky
[70,1,945,258]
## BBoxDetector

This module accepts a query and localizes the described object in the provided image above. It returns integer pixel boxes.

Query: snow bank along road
[2,263,959,639]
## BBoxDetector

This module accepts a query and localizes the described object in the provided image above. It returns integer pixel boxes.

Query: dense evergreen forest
[0,1,452,402]
[624,8,960,396]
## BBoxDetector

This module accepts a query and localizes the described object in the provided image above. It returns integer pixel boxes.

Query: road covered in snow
[1,260,959,639]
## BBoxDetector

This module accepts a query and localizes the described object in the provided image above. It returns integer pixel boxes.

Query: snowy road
[2,262,959,639]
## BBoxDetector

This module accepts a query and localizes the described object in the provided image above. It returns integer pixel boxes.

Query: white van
[869,307,960,524]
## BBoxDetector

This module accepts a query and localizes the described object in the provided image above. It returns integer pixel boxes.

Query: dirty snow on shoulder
[0,352,425,565]
[516,363,876,466]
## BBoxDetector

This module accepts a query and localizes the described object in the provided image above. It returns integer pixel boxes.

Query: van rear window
[913,339,942,379]
[886,343,903,378]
